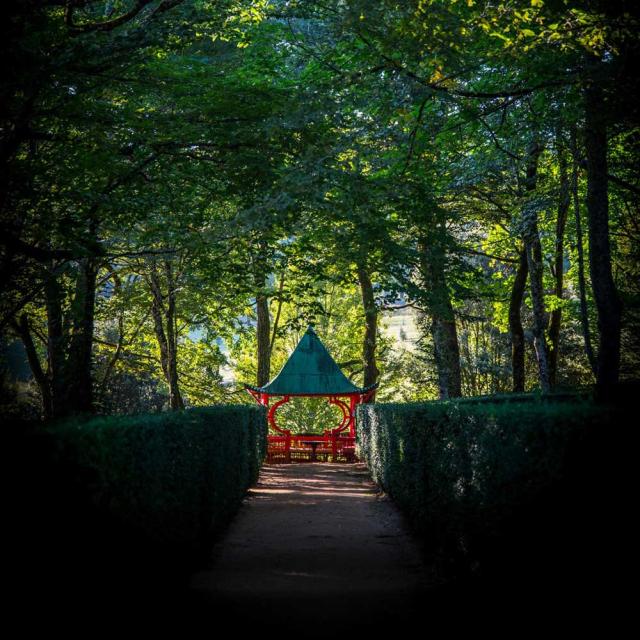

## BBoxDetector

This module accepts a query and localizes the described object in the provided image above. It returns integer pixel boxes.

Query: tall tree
[356,262,380,392]
[569,126,598,376]
[146,258,184,410]
[417,225,462,400]
[520,137,551,392]
[548,133,571,386]
[583,74,622,391]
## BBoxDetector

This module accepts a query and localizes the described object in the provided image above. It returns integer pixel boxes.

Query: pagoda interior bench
[267,432,356,463]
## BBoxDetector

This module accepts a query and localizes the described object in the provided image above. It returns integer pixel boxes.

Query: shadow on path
[184,463,433,633]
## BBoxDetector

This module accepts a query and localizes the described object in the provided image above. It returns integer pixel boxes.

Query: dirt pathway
[187,463,432,633]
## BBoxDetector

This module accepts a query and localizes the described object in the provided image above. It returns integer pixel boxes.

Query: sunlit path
[187,463,431,633]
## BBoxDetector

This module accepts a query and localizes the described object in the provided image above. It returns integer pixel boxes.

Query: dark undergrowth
[4,389,636,632]
[357,385,637,619]
[5,407,266,626]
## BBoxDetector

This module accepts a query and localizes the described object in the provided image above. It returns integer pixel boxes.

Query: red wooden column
[348,394,358,438]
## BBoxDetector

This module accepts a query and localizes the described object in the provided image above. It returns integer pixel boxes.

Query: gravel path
[187,463,433,633]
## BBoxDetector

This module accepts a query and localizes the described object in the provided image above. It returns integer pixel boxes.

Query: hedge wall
[356,396,624,584]
[46,405,267,553]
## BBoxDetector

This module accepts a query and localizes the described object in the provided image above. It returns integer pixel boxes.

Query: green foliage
[46,405,267,550]
[1,0,638,417]
[231,280,366,388]
[277,396,345,435]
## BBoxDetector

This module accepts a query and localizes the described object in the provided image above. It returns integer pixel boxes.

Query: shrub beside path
[187,463,432,632]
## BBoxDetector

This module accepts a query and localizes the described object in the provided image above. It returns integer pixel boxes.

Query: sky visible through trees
[1,0,638,424]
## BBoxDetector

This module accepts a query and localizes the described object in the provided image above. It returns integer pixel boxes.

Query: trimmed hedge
[46,405,267,553]
[357,396,623,582]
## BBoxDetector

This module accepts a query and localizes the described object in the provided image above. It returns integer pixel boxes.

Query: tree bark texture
[357,263,379,397]
[44,267,67,416]
[163,261,183,410]
[418,234,462,399]
[18,259,99,418]
[584,82,622,391]
[149,261,184,410]
[256,293,271,388]
[570,126,598,376]
[269,272,285,356]
[508,247,528,392]
[521,138,551,393]
[253,238,272,389]
[13,313,52,418]
[548,136,570,386]
[63,257,97,413]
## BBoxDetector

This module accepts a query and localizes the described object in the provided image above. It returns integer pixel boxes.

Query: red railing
[266,432,356,464]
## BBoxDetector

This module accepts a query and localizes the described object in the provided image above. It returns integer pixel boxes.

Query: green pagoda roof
[246,326,374,396]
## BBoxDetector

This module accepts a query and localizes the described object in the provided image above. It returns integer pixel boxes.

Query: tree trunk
[61,257,97,414]
[13,313,52,418]
[44,267,67,417]
[418,234,462,399]
[432,316,462,399]
[256,293,271,387]
[357,263,379,396]
[149,268,169,376]
[525,234,551,393]
[584,82,622,392]
[21,260,98,419]
[270,272,285,355]
[148,261,184,410]
[253,237,272,389]
[164,261,184,410]
[508,247,528,392]
[570,126,597,376]
[521,138,551,393]
[548,135,570,387]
